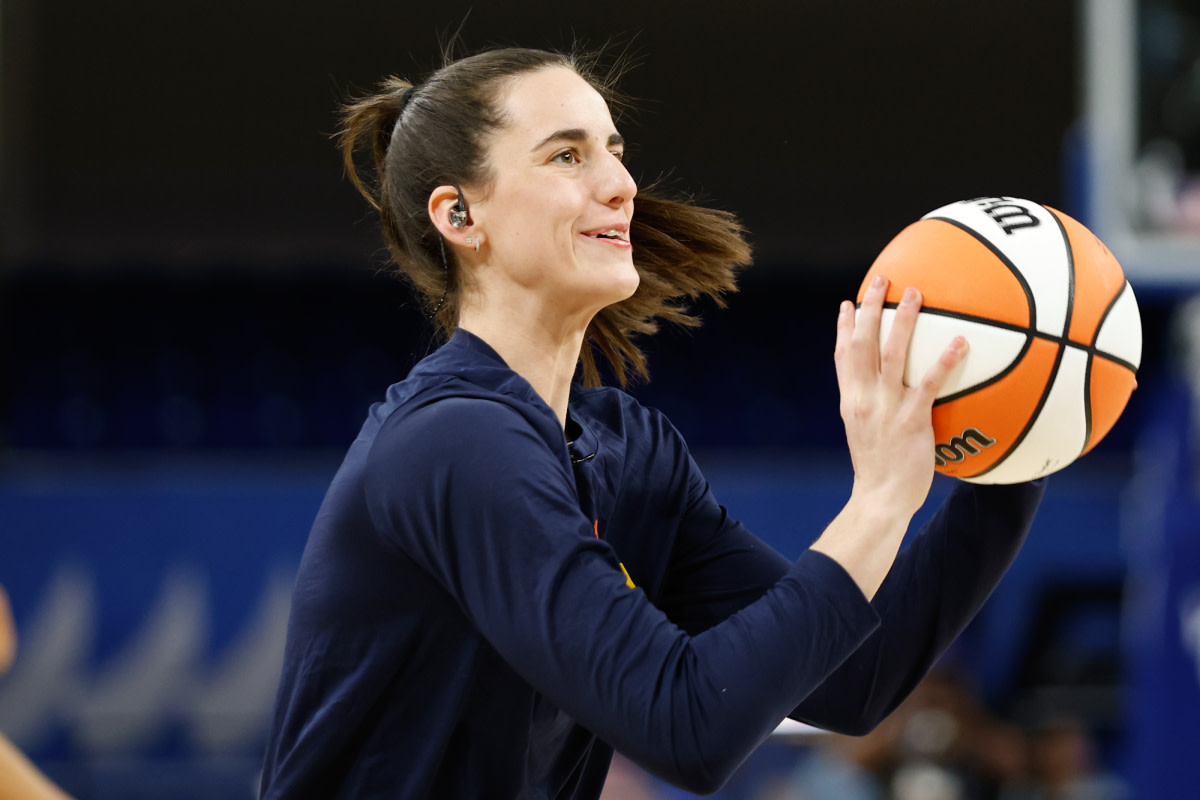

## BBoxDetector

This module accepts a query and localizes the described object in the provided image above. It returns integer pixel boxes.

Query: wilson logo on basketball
[934,427,997,467]
[970,196,1041,235]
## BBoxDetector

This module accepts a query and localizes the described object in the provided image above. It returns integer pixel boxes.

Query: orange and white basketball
[857,196,1142,484]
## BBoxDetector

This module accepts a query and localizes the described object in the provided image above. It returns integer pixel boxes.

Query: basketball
[856,196,1142,484]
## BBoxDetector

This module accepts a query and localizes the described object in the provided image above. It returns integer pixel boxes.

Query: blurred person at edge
[258,46,1045,800]
[0,587,74,800]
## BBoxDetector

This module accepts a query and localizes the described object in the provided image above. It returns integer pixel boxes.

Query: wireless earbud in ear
[449,184,469,228]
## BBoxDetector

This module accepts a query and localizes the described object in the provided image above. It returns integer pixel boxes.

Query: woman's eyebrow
[530,129,625,152]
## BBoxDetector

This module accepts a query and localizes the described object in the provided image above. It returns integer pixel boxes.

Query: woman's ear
[429,185,473,243]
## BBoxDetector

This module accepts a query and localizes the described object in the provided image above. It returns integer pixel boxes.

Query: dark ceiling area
[0,0,1077,274]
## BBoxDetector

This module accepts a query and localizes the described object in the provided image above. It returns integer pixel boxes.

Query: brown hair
[338,47,752,386]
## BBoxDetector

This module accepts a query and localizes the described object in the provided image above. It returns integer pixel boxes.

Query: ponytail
[337,78,414,212]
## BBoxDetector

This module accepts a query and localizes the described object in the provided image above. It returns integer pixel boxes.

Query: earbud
[449,184,469,228]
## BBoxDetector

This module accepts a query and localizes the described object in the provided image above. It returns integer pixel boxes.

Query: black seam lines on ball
[926,215,1039,335]
[972,335,1068,480]
[972,206,1079,481]
[1047,208,1078,350]
[1079,280,1132,455]
[869,302,1140,375]
[1092,281,1138,371]
[1076,280,1137,457]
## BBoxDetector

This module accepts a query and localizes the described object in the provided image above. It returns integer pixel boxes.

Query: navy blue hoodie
[260,329,1043,799]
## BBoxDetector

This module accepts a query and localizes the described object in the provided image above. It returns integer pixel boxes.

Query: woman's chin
[604,268,641,306]
[569,259,640,313]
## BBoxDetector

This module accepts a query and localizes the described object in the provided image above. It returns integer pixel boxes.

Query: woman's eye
[611,150,625,163]
[553,150,578,164]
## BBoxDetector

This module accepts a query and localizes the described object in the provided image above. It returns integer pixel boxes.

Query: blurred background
[1,0,1198,797]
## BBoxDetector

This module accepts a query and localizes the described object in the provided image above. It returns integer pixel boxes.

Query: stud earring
[465,236,480,252]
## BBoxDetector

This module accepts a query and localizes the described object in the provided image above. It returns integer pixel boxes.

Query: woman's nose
[600,157,638,207]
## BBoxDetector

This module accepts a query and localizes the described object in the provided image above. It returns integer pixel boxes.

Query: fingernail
[839,301,851,317]
[902,287,920,305]
[872,274,886,288]
[954,335,968,352]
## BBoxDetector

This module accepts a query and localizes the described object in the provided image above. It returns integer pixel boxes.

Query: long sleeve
[658,460,1043,735]
[362,397,880,793]
[792,479,1045,733]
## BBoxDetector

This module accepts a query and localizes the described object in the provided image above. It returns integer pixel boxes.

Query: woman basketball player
[259,47,1043,799]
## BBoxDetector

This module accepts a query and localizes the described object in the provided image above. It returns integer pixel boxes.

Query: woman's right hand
[834,273,967,518]
[811,273,967,600]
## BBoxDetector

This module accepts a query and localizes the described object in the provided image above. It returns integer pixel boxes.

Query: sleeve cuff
[788,549,881,641]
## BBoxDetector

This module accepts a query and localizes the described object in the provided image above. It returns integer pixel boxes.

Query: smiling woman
[436,66,644,420]
[258,46,1045,800]
[336,48,750,390]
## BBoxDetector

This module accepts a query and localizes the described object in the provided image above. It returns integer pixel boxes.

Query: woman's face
[471,67,639,316]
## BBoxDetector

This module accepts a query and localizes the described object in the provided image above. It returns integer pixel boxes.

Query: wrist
[810,491,915,601]
[846,480,922,525]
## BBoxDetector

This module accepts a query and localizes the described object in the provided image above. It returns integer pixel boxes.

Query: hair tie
[398,85,418,114]
[390,85,419,144]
